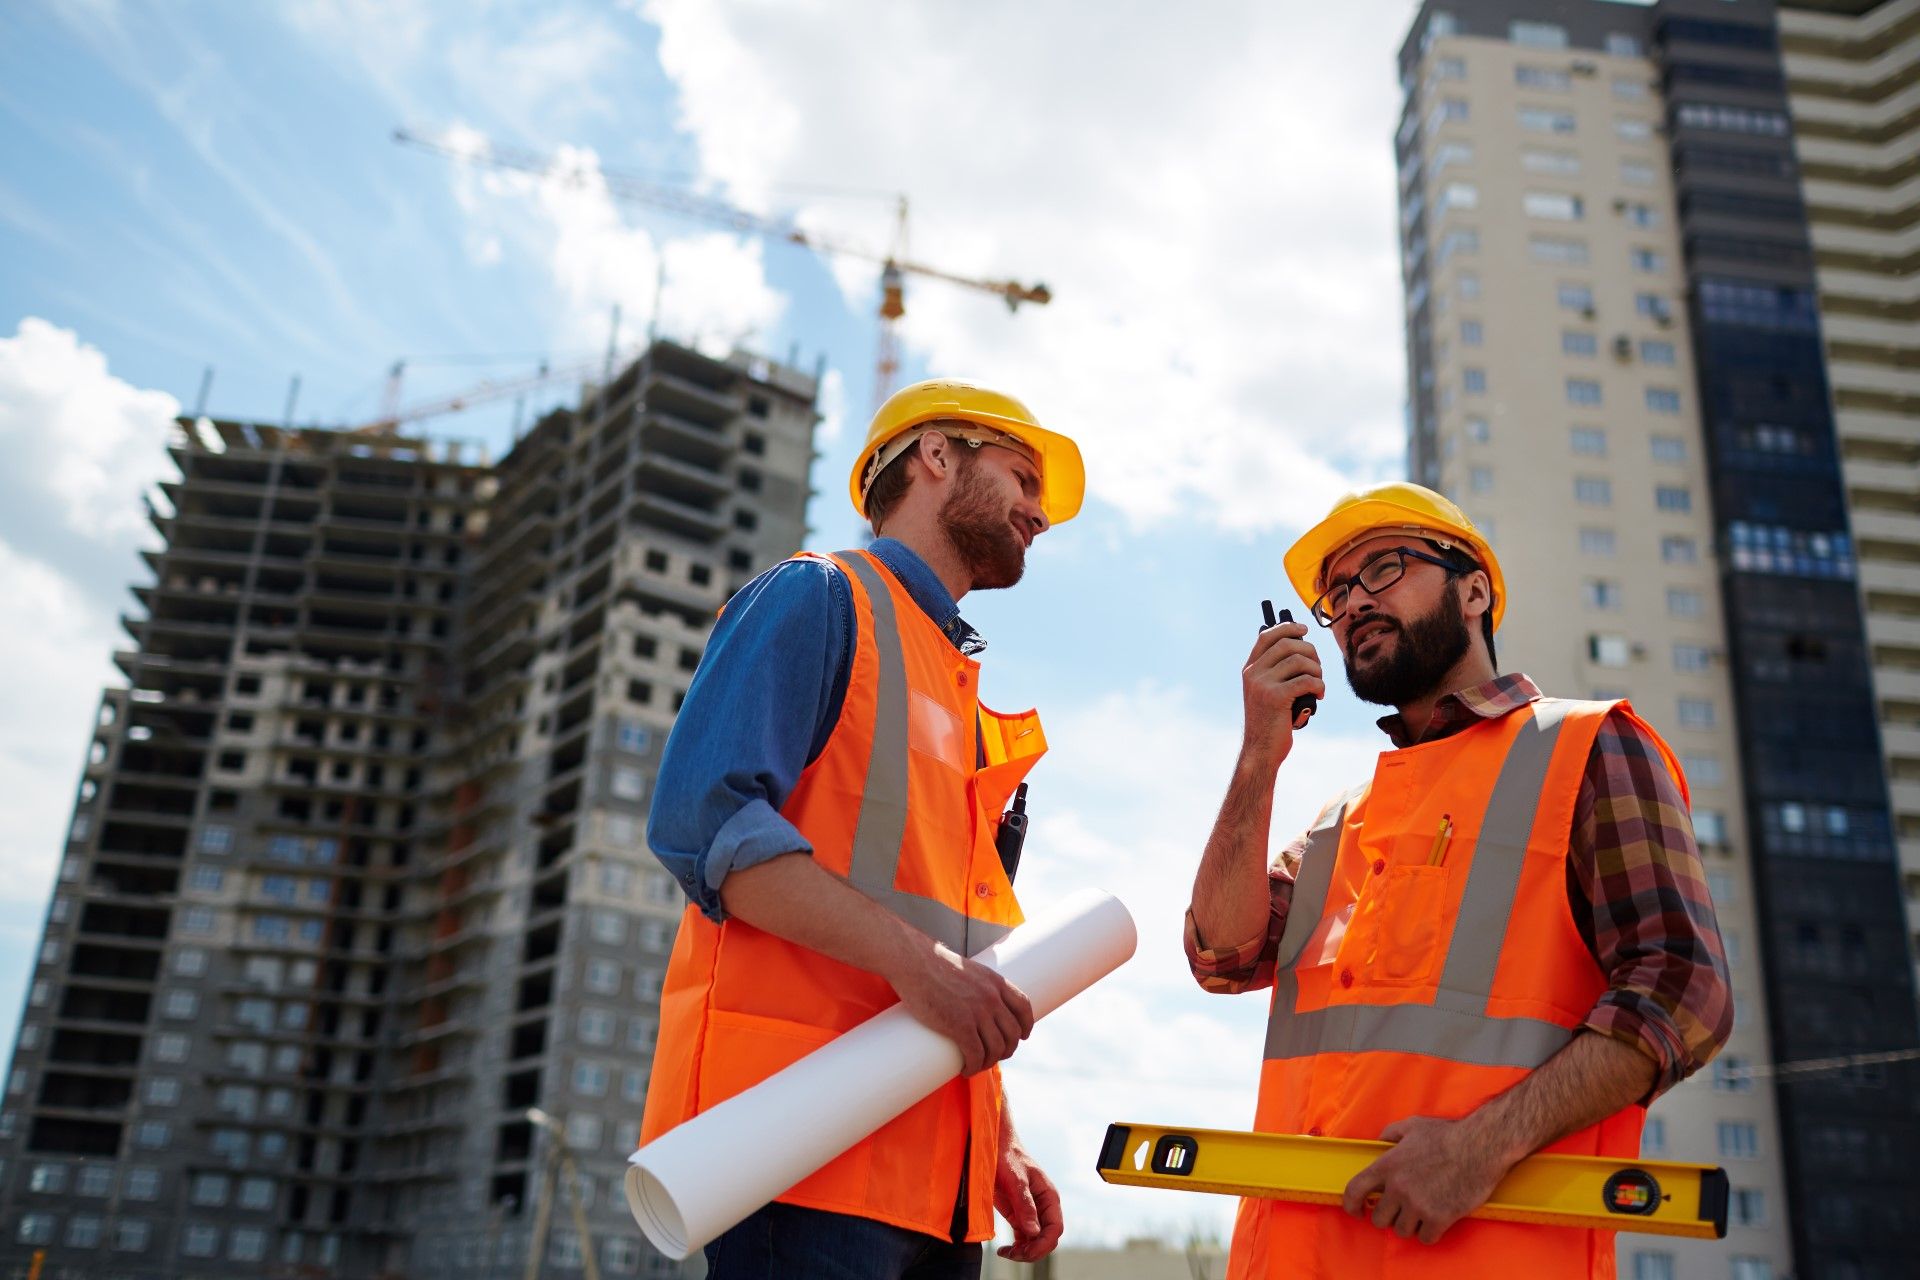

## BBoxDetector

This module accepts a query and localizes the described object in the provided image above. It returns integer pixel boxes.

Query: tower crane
[392,126,1050,412]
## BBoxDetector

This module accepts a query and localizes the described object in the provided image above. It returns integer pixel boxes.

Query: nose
[1022,501,1048,538]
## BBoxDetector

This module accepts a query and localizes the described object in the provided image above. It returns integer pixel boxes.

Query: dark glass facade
[1656,1,1920,1275]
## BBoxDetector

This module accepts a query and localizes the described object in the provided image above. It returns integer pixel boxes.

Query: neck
[1393,648,1497,740]
[874,517,972,602]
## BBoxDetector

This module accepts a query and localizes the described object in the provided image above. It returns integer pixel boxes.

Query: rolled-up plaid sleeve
[1184,841,1303,994]
[1572,707,1734,1101]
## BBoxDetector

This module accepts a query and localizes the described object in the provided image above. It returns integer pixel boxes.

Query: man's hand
[994,1130,1064,1262]
[888,941,1034,1076]
[1340,1115,1517,1245]
[1240,621,1324,772]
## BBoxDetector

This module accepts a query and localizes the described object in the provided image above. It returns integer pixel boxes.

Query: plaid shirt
[1186,673,1732,1099]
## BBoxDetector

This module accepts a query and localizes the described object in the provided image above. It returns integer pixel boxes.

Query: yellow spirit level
[1096,1122,1727,1240]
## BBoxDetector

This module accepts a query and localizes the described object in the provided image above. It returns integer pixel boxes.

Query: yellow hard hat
[849,379,1085,525]
[1283,482,1506,630]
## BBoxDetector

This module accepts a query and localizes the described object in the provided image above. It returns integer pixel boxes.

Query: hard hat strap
[858,421,1040,503]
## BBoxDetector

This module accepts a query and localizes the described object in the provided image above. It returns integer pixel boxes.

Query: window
[1510,19,1567,48]
[198,826,232,854]
[1429,97,1470,132]
[1437,181,1478,212]
[1646,389,1682,414]
[590,910,625,945]
[565,1114,604,1151]
[574,1061,610,1097]
[1674,644,1713,672]
[230,1227,268,1261]
[210,1128,248,1159]
[1612,77,1647,101]
[1717,1122,1759,1160]
[1584,580,1623,610]
[1557,283,1595,313]
[1678,698,1715,729]
[1437,228,1480,266]
[124,1168,160,1200]
[1566,379,1602,407]
[1515,65,1570,91]
[1623,202,1660,228]
[1650,436,1686,463]
[1519,107,1577,134]
[238,1177,275,1210]
[1571,427,1607,456]
[623,1069,647,1102]
[29,1164,68,1193]
[1631,248,1667,273]
[1469,467,1492,494]
[607,1236,643,1274]
[1575,476,1612,505]
[184,1224,221,1257]
[1563,331,1597,357]
[1683,755,1722,786]
[181,906,215,935]
[586,959,621,994]
[191,1173,230,1206]
[1694,811,1727,846]
[1630,1252,1675,1280]
[599,861,632,896]
[1531,236,1589,265]
[1457,273,1481,301]
[1615,117,1654,142]
[1431,56,1466,82]
[1459,320,1482,346]
[1524,192,1583,221]
[1642,1115,1667,1155]
[1656,487,1692,514]
[1606,33,1642,57]
[1640,340,1675,365]
[610,766,646,802]
[145,1077,180,1106]
[16,1214,54,1245]
[65,1215,102,1248]
[1466,417,1490,443]
[1580,529,1617,557]
[135,1120,170,1149]
[1731,1258,1773,1280]
[1715,1057,1755,1093]
[579,1009,616,1046]
[115,1219,150,1250]
[1677,103,1789,137]
[1462,369,1486,394]
[187,866,224,893]
[1590,635,1632,668]
[1522,149,1579,175]
[77,1166,112,1197]
[1620,160,1656,186]
[629,1014,659,1050]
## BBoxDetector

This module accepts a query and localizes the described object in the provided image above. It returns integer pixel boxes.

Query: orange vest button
[975,882,993,898]
[1371,859,1386,876]
[1339,968,1354,988]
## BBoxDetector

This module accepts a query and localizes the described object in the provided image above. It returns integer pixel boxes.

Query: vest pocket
[1372,864,1450,984]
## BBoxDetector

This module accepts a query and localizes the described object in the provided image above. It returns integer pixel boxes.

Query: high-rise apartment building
[0,340,819,1278]
[1396,3,1920,1278]
[1778,0,1920,997]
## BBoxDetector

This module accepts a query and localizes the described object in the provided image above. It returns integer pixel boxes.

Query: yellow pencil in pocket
[1425,814,1454,866]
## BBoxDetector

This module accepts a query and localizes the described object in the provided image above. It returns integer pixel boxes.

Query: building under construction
[0,340,819,1278]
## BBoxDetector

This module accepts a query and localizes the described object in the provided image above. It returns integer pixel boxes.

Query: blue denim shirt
[647,538,985,922]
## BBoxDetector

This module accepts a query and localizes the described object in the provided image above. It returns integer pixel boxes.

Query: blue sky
[0,0,1431,1245]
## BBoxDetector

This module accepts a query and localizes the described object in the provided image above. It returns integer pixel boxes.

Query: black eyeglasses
[1310,546,1473,626]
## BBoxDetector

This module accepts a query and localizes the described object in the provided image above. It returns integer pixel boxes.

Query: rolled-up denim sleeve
[646,558,850,922]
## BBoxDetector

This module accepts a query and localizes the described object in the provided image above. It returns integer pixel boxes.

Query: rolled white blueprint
[624,888,1136,1259]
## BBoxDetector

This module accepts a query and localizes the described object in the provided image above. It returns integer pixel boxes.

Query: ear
[910,430,951,479]
[1459,569,1492,621]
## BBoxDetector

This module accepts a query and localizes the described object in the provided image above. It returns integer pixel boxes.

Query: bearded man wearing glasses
[1185,482,1732,1280]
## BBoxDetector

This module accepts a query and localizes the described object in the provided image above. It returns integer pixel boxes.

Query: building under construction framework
[0,340,819,1278]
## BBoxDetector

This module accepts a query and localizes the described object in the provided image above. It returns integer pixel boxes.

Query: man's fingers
[1000,980,1035,1039]
[1032,1167,1065,1245]
[1342,1162,1386,1218]
[1418,1219,1446,1246]
[1370,1191,1399,1232]
[1379,1119,1412,1143]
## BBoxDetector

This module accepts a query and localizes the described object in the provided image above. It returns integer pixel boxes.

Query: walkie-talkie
[996,782,1030,883]
[1261,600,1317,729]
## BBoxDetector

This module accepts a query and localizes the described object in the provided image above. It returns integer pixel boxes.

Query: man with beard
[641,380,1082,1278]
[1186,483,1730,1279]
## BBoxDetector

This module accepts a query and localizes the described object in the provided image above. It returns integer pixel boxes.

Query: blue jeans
[703,1202,983,1280]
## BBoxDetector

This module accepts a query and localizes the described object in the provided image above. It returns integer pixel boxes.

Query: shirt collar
[867,537,987,656]
[1375,672,1543,749]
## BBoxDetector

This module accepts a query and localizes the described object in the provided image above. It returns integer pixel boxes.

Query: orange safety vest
[640,549,1046,1241]
[1228,697,1685,1280]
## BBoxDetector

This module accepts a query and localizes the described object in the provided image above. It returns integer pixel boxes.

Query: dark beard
[938,455,1026,590]
[1343,585,1471,707]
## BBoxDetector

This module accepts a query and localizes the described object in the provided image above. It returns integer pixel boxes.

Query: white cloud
[0,318,178,548]
[0,320,176,907]
[644,0,1417,535]
[1000,681,1381,1243]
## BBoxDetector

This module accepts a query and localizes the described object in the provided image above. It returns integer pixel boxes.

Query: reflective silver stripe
[1264,701,1579,1065]
[1266,1001,1573,1069]
[1436,698,1572,1009]
[838,554,1005,956]
[1276,792,1353,970]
